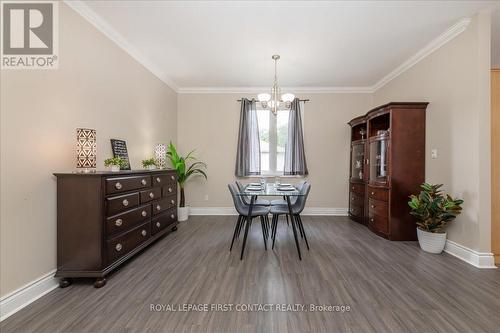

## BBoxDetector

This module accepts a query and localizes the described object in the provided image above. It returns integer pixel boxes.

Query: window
[257,104,304,175]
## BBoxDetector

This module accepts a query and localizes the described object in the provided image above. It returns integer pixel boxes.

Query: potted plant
[408,183,464,254]
[166,142,207,221]
[142,158,157,170]
[104,156,125,172]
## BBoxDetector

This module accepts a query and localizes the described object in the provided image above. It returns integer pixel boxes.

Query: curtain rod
[237,98,309,102]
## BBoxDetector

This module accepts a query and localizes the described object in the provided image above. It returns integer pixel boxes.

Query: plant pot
[110,165,120,172]
[147,165,156,170]
[178,206,189,221]
[417,228,447,254]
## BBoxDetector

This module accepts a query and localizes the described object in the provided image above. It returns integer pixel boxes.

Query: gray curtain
[235,98,261,176]
[284,98,308,175]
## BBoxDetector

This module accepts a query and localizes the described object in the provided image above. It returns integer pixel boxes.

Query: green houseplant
[166,142,207,221]
[142,158,157,170]
[104,156,125,172]
[408,183,464,253]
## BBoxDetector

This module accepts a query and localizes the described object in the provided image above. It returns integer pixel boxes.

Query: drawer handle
[168,187,172,193]
[171,175,175,180]
[156,222,161,228]
[141,179,147,185]
[141,210,147,217]
[156,205,161,211]
[122,199,129,207]
[141,230,147,237]
[371,205,375,208]
[371,192,375,195]
[115,219,123,227]
[171,199,175,205]
[370,218,374,222]
[115,182,122,190]
[352,186,355,190]
[149,192,155,199]
[171,214,175,219]
[156,177,161,183]
[115,243,122,251]
[351,196,355,201]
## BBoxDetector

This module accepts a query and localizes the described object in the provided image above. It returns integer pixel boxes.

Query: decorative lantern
[76,128,96,173]
[154,143,167,169]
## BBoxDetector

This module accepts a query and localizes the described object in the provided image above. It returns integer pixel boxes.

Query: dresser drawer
[349,204,364,218]
[349,191,364,207]
[106,175,151,195]
[368,187,389,202]
[106,221,151,263]
[368,198,388,217]
[106,192,140,216]
[368,214,388,235]
[151,209,177,235]
[162,184,176,197]
[152,173,177,187]
[152,195,177,215]
[140,187,162,204]
[349,182,365,195]
[106,204,151,236]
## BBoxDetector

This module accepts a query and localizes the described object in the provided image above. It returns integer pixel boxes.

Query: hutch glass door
[351,143,365,181]
[369,138,388,183]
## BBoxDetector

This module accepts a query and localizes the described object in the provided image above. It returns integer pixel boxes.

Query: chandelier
[257,55,295,116]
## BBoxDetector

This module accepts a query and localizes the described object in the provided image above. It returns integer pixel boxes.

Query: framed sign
[110,139,131,170]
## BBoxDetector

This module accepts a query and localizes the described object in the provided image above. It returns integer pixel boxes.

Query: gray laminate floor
[2,216,500,333]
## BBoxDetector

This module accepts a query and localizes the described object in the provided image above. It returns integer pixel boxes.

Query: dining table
[236,182,306,260]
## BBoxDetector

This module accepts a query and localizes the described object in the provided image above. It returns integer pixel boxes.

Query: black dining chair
[228,183,270,259]
[270,182,311,251]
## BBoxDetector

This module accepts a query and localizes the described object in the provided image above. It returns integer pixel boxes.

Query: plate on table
[279,183,293,187]
[246,187,262,191]
[278,187,295,191]
[249,182,261,186]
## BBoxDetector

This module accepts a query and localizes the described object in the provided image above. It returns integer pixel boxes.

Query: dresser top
[54,169,176,177]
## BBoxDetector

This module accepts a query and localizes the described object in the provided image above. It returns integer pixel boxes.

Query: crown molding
[63,0,178,92]
[372,17,471,92]
[177,86,374,94]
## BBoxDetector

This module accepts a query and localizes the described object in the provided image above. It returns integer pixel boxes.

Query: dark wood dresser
[53,169,178,288]
[348,102,428,240]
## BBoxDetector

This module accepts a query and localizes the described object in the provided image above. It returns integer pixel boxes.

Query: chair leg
[263,215,269,239]
[260,216,267,250]
[230,215,242,251]
[295,214,304,238]
[297,215,309,250]
[286,214,289,226]
[236,215,244,238]
[240,216,253,260]
[272,214,279,249]
[265,215,271,238]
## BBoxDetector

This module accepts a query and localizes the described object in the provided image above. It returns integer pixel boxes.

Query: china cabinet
[348,102,428,240]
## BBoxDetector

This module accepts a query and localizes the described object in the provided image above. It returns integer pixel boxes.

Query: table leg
[286,196,302,260]
[240,195,255,260]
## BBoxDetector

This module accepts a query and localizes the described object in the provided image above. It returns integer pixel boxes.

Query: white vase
[178,206,189,221]
[110,165,120,172]
[417,228,447,254]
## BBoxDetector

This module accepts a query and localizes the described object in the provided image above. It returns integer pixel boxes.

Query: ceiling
[71,1,499,90]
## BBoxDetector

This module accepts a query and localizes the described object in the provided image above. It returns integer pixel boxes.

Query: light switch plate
[431,149,438,159]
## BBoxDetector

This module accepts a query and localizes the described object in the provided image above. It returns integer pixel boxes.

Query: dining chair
[235,181,271,236]
[270,182,311,251]
[270,180,306,225]
[228,183,270,259]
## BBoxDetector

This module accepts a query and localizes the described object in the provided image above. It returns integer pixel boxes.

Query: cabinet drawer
[368,198,388,218]
[349,191,364,207]
[106,192,140,216]
[162,184,177,197]
[151,209,177,235]
[349,182,365,195]
[106,175,151,194]
[152,173,177,187]
[152,195,177,215]
[368,187,389,202]
[107,221,151,263]
[349,204,364,218]
[368,214,388,235]
[140,187,162,204]
[106,204,151,236]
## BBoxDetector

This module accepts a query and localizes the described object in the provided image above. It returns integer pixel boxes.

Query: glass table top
[236,183,303,196]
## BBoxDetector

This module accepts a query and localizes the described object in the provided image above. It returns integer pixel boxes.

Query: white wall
[0,4,177,297]
[177,92,373,209]
[373,13,491,253]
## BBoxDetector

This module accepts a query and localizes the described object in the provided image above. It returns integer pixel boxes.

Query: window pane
[257,109,270,172]
[276,110,289,171]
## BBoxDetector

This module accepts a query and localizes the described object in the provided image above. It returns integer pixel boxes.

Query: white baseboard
[444,240,497,269]
[0,270,58,321]
[189,207,348,216]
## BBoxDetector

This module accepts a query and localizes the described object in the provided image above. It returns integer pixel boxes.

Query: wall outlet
[431,149,438,159]
[204,194,209,201]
